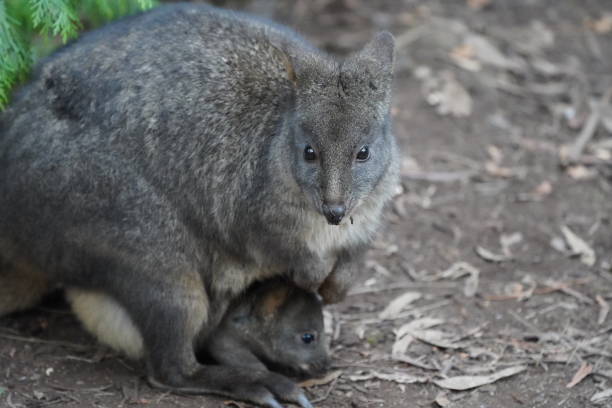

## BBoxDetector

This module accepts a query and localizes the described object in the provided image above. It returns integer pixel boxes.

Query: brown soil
[2,1,612,407]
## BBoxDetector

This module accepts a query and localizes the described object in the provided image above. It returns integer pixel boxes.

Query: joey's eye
[301,333,316,344]
[304,145,317,162]
[356,145,370,161]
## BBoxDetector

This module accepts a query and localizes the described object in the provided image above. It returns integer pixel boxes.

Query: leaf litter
[433,366,527,391]
[311,5,612,407]
[566,362,592,389]
[378,292,422,320]
[560,225,597,266]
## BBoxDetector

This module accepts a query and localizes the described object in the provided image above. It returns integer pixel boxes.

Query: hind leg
[0,255,49,316]
[141,290,312,408]
[70,260,312,408]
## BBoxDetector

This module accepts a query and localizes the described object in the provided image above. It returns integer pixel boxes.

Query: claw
[264,396,285,408]
[297,393,314,408]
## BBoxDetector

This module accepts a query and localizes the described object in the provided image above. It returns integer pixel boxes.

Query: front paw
[149,367,313,408]
[292,271,325,292]
[318,276,349,304]
[291,261,330,292]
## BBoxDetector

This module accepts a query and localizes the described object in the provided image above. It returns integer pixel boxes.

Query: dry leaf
[441,262,478,279]
[506,282,525,298]
[434,392,451,407]
[566,362,593,388]
[433,366,527,390]
[299,370,342,388]
[561,225,596,266]
[567,165,597,180]
[591,389,612,404]
[467,0,491,10]
[425,72,473,118]
[464,34,520,70]
[392,331,416,356]
[349,371,427,384]
[379,292,422,320]
[391,354,435,370]
[588,13,612,34]
[404,328,464,349]
[224,401,246,408]
[439,78,472,117]
[534,180,553,196]
[513,21,554,55]
[450,44,481,72]
[594,148,611,160]
[485,161,523,178]
[475,246,508,262]
[487,145,504,164]
[451,43,475,60]
[373,371,428,384]
[601,106,612,134]
[463,270,479,297]
[518,181,553,202]
[366,259,393,277]
[596,295,610,325]
[500,232,523,257]
[550,236,568,253]
[440,262,480,297]
[396,317,445,339]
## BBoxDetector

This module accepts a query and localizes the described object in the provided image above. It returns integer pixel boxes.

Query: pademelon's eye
[304,145,317,162]
[301,333,316,344]
[356,145,370,161]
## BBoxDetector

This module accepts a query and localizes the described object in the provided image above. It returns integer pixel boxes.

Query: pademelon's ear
[360,31,395,70]
[283,51,331,88]
[272,35,334,89]
[281,51,299,86]
[340,31,395,98]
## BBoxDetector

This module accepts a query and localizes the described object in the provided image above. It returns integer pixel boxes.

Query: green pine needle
[0,0,157,110]
[28,0,80,42]
[0,1,33,109]
[137,0,155,11]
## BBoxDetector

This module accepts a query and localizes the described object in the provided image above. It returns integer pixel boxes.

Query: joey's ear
[256,285,290,320]
[340,31,395,99]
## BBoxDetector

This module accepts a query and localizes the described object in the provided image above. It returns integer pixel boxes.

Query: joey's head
[282,32,396,225]
[249,281,329,378]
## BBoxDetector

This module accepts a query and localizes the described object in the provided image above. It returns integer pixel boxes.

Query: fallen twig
[299,370,342,388]
[402,170,477,183]
[566,88,612,162]
[348,281,458,296]
[310,376,340,404]
[596,295,610,325]
[484,278,591,301]
[0,332,91,351]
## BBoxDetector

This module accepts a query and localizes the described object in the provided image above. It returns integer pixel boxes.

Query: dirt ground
[2,0,612,407]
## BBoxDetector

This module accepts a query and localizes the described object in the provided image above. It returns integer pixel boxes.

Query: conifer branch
[0,0,156,110]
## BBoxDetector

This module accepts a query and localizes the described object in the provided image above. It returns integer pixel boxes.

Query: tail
[0,257,49,316]
[66,288,145,359]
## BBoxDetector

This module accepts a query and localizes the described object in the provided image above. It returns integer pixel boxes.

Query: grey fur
[0,3,398,406]
[206,279,329,378]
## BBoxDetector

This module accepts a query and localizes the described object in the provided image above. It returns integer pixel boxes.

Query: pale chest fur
[300,197,384,257]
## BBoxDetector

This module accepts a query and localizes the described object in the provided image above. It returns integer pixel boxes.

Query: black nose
[323,204,346,225]
[320,357,331,372]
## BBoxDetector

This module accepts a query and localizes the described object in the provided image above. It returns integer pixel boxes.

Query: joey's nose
[323,204,346,225]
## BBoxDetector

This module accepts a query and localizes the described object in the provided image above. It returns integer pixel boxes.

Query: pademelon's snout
[322,203,346,225]
[299,355,331,378]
